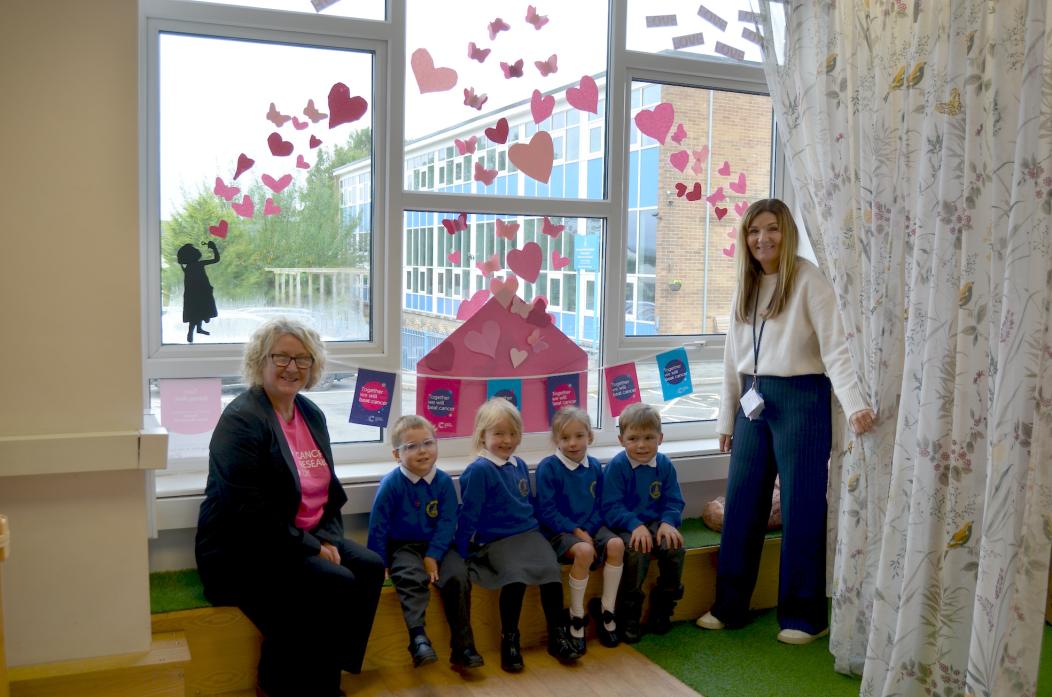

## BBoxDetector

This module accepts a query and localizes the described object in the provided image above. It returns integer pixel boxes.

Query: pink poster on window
[604,362,642,417]
[419,377,461,437]
[159,378,222,435]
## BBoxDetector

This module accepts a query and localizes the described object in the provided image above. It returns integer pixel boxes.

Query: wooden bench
[149,537,782,696]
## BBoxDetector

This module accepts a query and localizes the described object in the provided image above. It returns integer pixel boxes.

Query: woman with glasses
[195,318,384,697]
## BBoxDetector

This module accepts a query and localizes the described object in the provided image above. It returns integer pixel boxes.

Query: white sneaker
[695,612,725,630]
[776,627,829,645]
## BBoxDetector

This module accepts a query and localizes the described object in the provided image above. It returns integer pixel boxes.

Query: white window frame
[140,0,783,477]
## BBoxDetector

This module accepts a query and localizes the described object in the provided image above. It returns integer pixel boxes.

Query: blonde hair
[617,402,662,435]
[242,317,327,390]
[550,406,592,442]
[733,198,800,322]
[390,414,435,448]
[472,397,523,453]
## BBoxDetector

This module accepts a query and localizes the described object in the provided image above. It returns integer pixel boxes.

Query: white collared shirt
[480,449,515,467]
[399,463,437,484]
[628,456,657,469]
[555,450,589,471]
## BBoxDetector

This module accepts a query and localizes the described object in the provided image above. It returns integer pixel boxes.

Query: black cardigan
[195,386,347,604]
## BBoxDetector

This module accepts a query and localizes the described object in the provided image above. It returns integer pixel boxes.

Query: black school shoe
[450,645,485,669]
[500,631,525,672]
[547,624,582,663]
[568,613,588,656]
[589,597,620,647]
[409,633,438,667]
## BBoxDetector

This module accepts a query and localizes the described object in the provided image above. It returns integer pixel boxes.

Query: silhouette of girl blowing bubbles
[177,240,220,343]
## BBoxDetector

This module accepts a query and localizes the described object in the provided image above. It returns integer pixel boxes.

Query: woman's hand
[849,408,876,435]
[423,556,440,583]
[718,434,732,453]
[318,542,341,565]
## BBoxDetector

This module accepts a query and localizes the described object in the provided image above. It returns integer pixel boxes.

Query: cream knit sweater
[717,259,868,436]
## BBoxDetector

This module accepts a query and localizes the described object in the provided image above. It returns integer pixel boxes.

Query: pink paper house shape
[416,295,589,437]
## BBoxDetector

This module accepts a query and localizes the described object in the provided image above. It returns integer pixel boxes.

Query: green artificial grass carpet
[679,516,780,550]
[149,569,211,614]
[635,615,1052,697]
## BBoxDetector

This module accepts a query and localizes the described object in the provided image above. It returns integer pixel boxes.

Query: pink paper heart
[425,342,455,372]
[267,132,294,157]
[411,48,458,94]
[485,117,509,144]
[496,218,520,241]
[706,186,726,205]
[734,200,749,217]
[729,172,747,194]
[634,102,675,144]
[727,227,738,239]
[456,289,491,321]
[675,182,687,197]
[530,89,555,124]
[551,250,570,270]
[208,219,229,239]
[508,131,554,183]
[565,75,599,114]
[685,182,703,201]
[669,150,690,172]
[234,153,255,180]
[718,160,731,176]
[231,195,255,218]
[490,274,520,307]
[263,197,281,216]
[447,250,462,264]
[714,206,728,220]
[722,243,736,258]
[509,347,529,368]
[506,242,542,283]
[262,173,292,193]
[309,135,322,149]
[296,154,310,169]
[474,161,498,185]
[671,123,687,144]
[464,320,501,359]
[327,82,368,128]
[526,297,553,327]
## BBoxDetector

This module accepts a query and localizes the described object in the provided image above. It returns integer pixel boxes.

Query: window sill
[153,437,729,532]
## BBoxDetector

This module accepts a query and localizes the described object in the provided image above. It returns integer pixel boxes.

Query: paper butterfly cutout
[455,136,478,155]
[474,160,498,185]
[526,328,549,353]
[208,220,229,239]
[475,253,501,276]
[309,135,322,149]
[468,42,491,63]
[500,59,524,79]
[303,99,328,123]
[441,212,468,235]
[671,123,687,144]
[729,172,747,195]
[267,132,294,157]
[693,146,709,163]
[510,296,531,319]
[447,250,462,265]
[261,173,292,194]
[534,54,558,76]
[495,218,520,241]
[464,87,489,110]
[264,198,281,216]
[233,153,255,180]
[488,18,510,39]
[232,195,255,218]
[291,116,308,131]
[541,216,565,238]
[213,177,240,201]
[266,102,291,127]
[485,117,509,144]
[296,154,310,169]
[525,5,549,29]
[691,159,704,175]
[706,186,726,205]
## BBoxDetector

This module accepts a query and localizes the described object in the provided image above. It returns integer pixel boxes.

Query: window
[143,0,781,478]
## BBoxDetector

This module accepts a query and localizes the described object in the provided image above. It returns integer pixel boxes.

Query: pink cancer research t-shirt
[278,407,331,530]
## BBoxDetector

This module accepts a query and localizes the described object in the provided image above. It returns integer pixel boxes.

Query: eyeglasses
[398,439,437,454]
[270,353,314,369]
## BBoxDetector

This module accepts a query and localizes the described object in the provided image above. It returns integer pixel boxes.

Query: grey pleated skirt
[467,529,562,589]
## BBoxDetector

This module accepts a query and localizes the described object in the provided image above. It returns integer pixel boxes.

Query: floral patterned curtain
[756,1,1052,694]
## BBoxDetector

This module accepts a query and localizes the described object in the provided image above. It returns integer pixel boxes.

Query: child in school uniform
[455,398,581,672]
[600,402,686,643]
[535,406,625,654]
[367,415,484,669]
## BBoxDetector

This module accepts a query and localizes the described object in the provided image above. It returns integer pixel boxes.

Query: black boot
[646,584,684,636]
[567,612,588,656]
[619,593,644,644]
[589,597,620,647]
[547,623,582,663]
[500,632,524,672]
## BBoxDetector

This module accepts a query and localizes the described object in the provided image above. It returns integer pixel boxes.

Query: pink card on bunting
[419,377,461,436]
[159,378,222,435]
[604,362,642,417]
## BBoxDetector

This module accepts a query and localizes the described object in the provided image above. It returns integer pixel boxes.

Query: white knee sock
[569,573,588,621]
[602,563,623,626]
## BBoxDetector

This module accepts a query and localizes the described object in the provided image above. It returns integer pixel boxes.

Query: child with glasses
[367,415,483,670]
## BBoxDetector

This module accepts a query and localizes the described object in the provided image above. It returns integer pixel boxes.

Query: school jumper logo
[425,499,439,518]
[518,478,529,497]
[589,480,597,498]
[649,481,662,500]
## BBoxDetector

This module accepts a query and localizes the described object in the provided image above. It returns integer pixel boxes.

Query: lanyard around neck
[751,280,771,377]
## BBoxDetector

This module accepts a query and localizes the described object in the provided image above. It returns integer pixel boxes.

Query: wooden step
[9,632,189,697]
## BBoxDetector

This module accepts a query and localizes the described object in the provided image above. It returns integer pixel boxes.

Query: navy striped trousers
[711,373,832,634]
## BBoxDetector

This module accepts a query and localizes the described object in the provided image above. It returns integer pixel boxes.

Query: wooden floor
[224,643,700,697]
